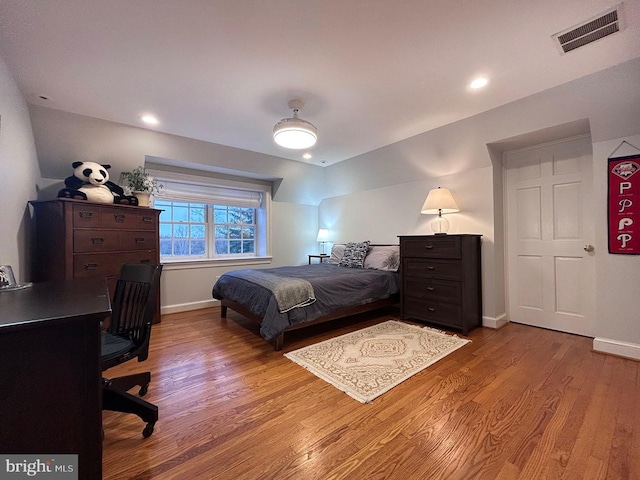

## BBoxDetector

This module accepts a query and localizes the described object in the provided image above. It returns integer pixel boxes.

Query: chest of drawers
[398,234,482,335]
[30,199,162,322]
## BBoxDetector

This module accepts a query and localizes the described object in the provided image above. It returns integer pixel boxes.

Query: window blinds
[155,179,263,208]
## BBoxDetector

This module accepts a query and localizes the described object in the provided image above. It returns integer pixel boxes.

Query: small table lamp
[421,187,460,234]
[316,228,329,254]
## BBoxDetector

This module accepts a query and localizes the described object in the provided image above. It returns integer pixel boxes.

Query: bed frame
[220,294,399,351]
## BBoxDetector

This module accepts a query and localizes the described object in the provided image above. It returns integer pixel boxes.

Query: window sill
[160,256,273,271]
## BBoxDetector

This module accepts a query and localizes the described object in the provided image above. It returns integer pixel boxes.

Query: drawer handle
[84,263,98,270]
[142,216,153,223]
[135,237,145,243]
[427,307,436,312]
[91,238,104,245]
[425,244,434,249]
[426,286,435,291]
[114,214,126,222]
[140,259,151,264]
[426,266,436,271]
[79,211,94,218]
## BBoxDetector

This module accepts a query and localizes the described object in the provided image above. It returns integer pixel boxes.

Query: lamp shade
[316,228,329,242]
[421,187,460,214]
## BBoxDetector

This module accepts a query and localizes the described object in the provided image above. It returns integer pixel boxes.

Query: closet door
[505,137,595,337]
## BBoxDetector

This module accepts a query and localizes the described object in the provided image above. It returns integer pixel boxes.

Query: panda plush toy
[57,161,138,205]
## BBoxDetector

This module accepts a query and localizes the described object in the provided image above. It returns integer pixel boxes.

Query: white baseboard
[163,303,516,333]
[483,313,508,329]
[161,299,219,315]
[593,337,640,361]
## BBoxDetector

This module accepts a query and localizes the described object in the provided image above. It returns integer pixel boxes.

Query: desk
[0,278,111,480]
[308,254,330,264]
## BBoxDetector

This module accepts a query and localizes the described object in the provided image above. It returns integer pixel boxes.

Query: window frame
[156,200,209,259]
[149,169,271,266]
[212,204,257,257]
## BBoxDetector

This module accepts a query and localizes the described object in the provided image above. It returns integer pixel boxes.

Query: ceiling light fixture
[273,99,317,149]
[470,77,488,89]
[141,114,159,125]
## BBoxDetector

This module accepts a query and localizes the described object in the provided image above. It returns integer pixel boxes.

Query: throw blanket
[222,269,316,313]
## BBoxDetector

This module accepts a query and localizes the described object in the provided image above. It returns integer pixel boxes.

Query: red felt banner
[608,154,640,254]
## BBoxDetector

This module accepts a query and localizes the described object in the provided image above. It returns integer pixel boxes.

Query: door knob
[583,244,594,253]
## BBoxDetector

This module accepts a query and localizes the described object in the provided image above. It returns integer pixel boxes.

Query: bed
[212,242,400,350]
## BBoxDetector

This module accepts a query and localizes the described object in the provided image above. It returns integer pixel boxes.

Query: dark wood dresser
[398,234,482,335]
[30,198,161,322]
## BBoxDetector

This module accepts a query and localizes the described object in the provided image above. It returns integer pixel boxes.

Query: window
[157,201,207,257]
[151,172,269,261]
[213,205,255,255]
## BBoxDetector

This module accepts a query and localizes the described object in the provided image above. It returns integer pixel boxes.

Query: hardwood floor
[102,307,640,480]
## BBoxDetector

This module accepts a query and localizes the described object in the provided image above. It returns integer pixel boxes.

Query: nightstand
[308,254,330,264]
[398,234,482,335]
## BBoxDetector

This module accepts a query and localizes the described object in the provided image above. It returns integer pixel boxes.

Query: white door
[505,136,595,337]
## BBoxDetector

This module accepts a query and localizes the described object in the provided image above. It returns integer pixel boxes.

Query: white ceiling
[1,0,639,166]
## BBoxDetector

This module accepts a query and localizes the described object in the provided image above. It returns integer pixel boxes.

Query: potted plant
[119,166,162,207]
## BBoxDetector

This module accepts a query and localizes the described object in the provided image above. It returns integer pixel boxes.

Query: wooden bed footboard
[219,295,400,351]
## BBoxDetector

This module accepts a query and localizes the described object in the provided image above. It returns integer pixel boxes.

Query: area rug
[284,320,470,403]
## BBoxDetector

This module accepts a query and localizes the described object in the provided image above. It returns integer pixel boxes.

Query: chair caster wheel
[142,423,155,438]
[139,384,149,396]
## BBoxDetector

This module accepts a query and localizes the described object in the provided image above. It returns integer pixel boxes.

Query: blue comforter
[212,263,399,341]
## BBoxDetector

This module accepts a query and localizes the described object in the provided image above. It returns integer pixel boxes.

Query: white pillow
[328,244,345,264]
[364,245,400,271]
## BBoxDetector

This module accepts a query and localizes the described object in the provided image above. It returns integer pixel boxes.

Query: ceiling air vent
[552,4,623,54]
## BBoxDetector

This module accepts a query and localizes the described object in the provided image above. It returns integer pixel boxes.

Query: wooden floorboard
[102,307,639,480]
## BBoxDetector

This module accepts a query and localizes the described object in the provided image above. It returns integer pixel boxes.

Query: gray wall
[26,105,327,312]
[319,58,640,352]
[3,50,640,356]
[28,104,326,206]
[0,55,41,283]
[593,135,640,347]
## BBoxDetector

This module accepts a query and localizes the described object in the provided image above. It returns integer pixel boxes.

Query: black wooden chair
[101,263,162,438]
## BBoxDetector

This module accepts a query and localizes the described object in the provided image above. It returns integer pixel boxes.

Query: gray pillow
[338,241,371,268]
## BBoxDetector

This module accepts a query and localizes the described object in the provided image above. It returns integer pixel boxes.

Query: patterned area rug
[284,320,470,403]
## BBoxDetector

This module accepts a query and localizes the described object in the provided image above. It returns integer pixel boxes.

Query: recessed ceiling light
[302,153,313,159]
[470,77,489,89]
[141,114,159,125]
